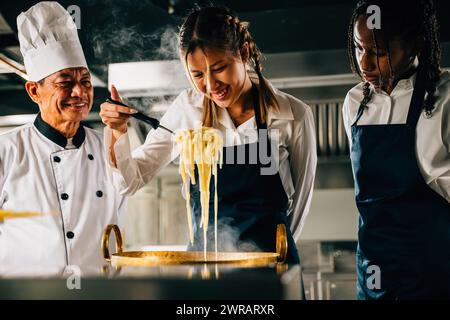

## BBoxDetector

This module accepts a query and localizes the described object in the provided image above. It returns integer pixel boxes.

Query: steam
[196,217,262,253]
[91,26,179,64]
[88,3,183,116]
[89,6,182,114]
[156,28,180,60]
[89,0,180,64]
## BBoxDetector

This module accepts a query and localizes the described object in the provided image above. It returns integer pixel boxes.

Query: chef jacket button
[66,231,75,239]
[53,156,61,163]
[88,154,94,160]
[96,190,103,198]
[61,193,69,200]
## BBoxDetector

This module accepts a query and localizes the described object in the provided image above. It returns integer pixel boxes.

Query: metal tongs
[106,98,174,135]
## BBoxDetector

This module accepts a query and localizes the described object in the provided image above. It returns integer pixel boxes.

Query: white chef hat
[17,1,88,82]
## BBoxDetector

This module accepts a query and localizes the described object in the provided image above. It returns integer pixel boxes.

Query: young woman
[344,0,450,299]
[100,6,317,264]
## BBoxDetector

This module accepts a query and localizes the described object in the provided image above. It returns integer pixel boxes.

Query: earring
[423,107,434,119]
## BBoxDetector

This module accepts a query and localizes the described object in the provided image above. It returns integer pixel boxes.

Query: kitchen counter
[0,264,302,300]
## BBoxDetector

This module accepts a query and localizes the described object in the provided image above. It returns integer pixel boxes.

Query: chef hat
[17,1,88,82]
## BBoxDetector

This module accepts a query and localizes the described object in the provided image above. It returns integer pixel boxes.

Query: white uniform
[105,81,317,242]
[343,69,450,203]
[0,114,126,270]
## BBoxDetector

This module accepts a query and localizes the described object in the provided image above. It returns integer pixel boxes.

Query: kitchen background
[1,0,449,299]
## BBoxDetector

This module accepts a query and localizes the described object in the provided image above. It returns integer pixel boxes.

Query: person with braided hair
[343,0,450,299]
[100,6,316,265]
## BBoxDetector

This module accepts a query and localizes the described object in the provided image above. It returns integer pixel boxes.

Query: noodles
[175,127,223,260]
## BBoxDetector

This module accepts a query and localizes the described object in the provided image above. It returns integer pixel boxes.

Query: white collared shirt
[105,83,317,241]
[343,69,450,203]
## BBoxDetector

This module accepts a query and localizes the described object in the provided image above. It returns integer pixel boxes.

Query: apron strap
[251,82,274,162]
[251,82,266,130]
[352,103,367,127]
[406,67,426,127]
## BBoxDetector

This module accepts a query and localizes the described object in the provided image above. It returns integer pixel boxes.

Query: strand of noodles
[204,129,222,260]
[193,130,210,260]
[175,131,195,244]
[198,129,223,260]
[175,128,222,260]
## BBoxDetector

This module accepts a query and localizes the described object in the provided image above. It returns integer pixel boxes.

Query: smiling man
[0,2,126,271]
[30,67,93,140]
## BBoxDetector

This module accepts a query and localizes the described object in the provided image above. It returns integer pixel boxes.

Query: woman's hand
[100,85,137,167]
[100,85,137,138]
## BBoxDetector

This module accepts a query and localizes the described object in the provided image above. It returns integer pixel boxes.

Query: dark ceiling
[1,0,356,65]
[2,0,449,64]
[1,0,450,116]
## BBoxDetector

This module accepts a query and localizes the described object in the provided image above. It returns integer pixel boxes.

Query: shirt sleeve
[0,153,5,208]
[0,140,10,209]
[103,97,184,196]
[342,93,353,149]
[427,88,450,203]
[287,105,317,242]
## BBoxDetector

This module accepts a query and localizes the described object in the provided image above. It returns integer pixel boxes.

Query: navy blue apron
[351,68,450,299]
[188,83,300,264]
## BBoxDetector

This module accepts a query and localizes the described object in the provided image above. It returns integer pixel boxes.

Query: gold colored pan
[102,224,288,267]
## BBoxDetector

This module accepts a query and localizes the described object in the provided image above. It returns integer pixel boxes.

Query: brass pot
[102,224,288,267]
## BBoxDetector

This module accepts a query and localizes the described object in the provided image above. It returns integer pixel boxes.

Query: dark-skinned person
[343,0,450,299]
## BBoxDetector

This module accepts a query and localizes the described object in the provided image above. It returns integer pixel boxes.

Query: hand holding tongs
[105,98,174,135]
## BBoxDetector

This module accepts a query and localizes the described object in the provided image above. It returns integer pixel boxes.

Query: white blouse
[104,82,317,241]
[343,69,450,203]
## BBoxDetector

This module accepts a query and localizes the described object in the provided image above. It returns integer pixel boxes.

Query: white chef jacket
[105,80,317,242]
[0,114,127,271]
[343,69,450,203]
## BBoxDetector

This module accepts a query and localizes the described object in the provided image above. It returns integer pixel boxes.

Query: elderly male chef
[0,2,126,270]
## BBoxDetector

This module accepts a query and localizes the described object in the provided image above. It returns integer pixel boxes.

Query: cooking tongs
[106,98,174,135]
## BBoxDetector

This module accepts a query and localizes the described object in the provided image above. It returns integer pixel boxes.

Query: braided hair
[178,6,278,127]
[348,0,442,116]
